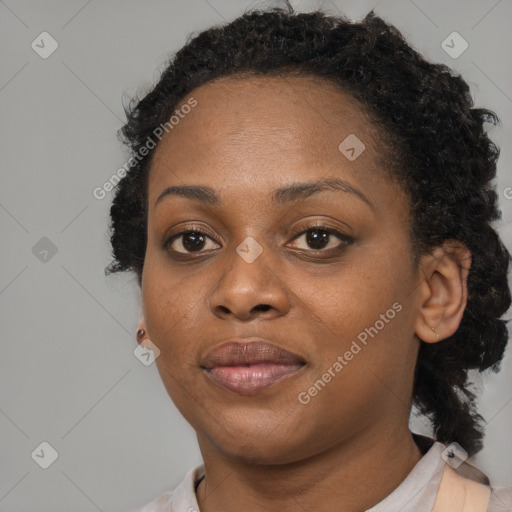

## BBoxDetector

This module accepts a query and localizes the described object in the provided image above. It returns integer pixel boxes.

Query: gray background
[1,0,511,510]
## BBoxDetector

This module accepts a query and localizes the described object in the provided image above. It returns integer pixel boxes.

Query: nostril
[253,304,271,313]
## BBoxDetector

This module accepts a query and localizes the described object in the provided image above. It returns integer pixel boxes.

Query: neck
[195,425,423,512]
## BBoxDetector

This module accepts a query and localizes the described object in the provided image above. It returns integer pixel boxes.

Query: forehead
[147,74,391,207]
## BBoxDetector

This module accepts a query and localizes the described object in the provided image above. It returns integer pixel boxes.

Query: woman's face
[141,75,424,463]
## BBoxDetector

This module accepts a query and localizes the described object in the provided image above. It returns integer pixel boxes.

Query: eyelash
[163,223,354,257]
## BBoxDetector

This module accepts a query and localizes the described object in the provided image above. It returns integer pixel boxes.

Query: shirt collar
[168,441,453,512]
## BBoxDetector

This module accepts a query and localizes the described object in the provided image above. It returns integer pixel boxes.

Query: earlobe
[136,317,149,345]
[414,240,471,344]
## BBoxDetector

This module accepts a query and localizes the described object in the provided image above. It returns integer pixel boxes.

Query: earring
[137,328,146,339]
[431,327,440,339]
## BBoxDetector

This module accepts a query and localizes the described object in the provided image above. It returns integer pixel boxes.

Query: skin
[137,75,471,512]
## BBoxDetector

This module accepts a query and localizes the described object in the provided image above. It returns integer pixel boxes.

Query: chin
[212,432,311,466]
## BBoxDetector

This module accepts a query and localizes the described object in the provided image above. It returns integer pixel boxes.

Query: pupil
[183,232,205,252]
[180,230,330,252]
[307,230,329,250]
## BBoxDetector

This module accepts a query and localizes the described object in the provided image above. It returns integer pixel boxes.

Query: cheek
[294,254,400,337]
[296,243,415,377]
[141,258,204,364]
[142,265,207,415]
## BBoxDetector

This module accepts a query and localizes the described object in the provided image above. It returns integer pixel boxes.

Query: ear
[414,240,472,343]
[136,316,149,346]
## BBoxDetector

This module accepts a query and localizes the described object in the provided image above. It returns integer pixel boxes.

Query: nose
[207,241,291,321]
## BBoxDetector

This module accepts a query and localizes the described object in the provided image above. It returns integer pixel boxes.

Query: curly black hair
[106,4,511,456]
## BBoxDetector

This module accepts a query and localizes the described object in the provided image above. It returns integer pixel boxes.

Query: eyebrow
[154,177,374,211]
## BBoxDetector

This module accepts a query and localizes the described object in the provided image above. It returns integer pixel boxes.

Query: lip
[201,338,307,395]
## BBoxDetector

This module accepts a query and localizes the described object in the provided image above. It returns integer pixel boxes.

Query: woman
[107,4,512,511]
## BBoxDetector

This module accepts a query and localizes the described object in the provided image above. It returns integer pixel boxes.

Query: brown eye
[288,226,353,252]
[165,230,219,254]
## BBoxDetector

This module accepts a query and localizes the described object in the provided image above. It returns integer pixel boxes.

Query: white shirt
[131,440,512,511]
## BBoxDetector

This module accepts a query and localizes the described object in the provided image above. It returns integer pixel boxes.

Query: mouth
[200,339,307,395]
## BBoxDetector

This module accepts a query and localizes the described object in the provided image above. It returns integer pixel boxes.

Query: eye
[163,223,354,257]
[164,229,219,254]
[288,225,353,252]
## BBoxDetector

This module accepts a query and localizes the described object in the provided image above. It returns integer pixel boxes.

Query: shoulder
[450,450,512,510]
[128,464,205,512]
[488,485,512,512]
[441,453,511,512]
[131,490,173,512]
[413,435,511,512]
